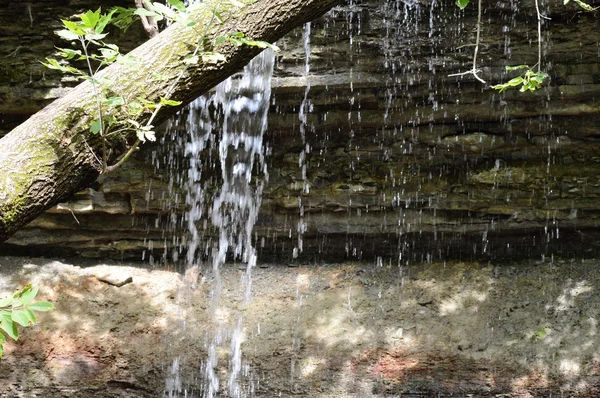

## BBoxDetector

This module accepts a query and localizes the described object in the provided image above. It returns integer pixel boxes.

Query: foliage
[0,285,54,359]
[454,0,595,92]
[491,65,549,93]
[459,0,596,11]
[42,1,277,173]
[455,0,470,10]
[42,7,173,154]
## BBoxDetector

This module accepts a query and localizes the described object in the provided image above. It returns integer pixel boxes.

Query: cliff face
[1,0,599,262]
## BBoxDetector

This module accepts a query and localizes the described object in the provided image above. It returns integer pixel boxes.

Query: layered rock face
[1,0,600,263]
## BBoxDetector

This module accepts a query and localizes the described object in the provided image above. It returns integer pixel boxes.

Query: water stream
[163,49,275,398]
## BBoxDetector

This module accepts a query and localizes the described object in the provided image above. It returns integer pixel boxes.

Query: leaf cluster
[42,7,185,144]
[491,65,549,93]
[0,285,54,359]
[42,0,278,169]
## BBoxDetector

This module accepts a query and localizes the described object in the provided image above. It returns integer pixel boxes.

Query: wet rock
[1,0,600,263]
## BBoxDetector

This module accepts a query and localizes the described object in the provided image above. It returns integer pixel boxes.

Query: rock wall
[1,0,600,263]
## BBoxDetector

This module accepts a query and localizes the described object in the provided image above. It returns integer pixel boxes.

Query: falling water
[294,22,312,260]
[163,48,275,398]
[211,48,274,398]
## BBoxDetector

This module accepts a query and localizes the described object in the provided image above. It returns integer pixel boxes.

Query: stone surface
[1,256,600,397]
[0,0,600,262]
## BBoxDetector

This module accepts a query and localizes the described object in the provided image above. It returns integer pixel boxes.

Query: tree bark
[0,0,342,242]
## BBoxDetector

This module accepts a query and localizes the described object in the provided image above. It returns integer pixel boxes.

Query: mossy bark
[0,0,342,242]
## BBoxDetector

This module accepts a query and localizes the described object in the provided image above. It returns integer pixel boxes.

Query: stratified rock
[1,0,600,262]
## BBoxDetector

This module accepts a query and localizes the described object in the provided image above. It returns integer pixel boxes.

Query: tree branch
[0,0,342,242]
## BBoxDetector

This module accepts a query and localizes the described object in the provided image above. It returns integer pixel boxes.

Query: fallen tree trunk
[0,0,341,242]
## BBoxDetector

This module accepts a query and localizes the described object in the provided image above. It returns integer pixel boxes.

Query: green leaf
[241,39,279,51]
[167,0,186,12]
[211,10,224,24]
[96,9,117,34]
[0,331,5,344]
[505,65,529,71]
[19,285,39,307]
[491,83,509,92]
[143,0,157,12]
[84,32,108,41]
[104,115,117,128]
[0,314,18,341]
[134,8,161,19]
[28,302,55,312]
[79,9,101,29]
[110,6,137,31]
[127,101,144,115]
[116,54,137,66]
[506,76,524,86]
[573,0,594,10]
[90,119,102,135]
[25,309,37,325]
[160,97,182,106]
[183,55,199,65]
[137,97,158,108]
[103,96,126,107]
[0,295,12,308]
[564,0,571,4]
[12,309,34,327]
[55,29,81,41]
[42,58,86,75]
[135,126,156,142]
[62,20,86,35]
[456,0,470,9]
[145,130,156,142]
[56,47,83,60]
[99,47,119,64]
[531,326,547,341]
[153,2,176,20]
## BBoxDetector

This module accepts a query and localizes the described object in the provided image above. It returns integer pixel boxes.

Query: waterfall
[164,48,275,398]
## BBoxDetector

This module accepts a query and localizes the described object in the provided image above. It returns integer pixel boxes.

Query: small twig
[136,0,159,38]
[534,0,543,72]
[455,43,477,50]
[448,0,486,84]
[471,0,486,83]
[105,139,140,172]
[27,3,33,28]
[448,69,483,77]
[68,206,81,225]
[83,137,103,167]
[104,127,134,137]
[81,40,107,172]
[5,46,22,57]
